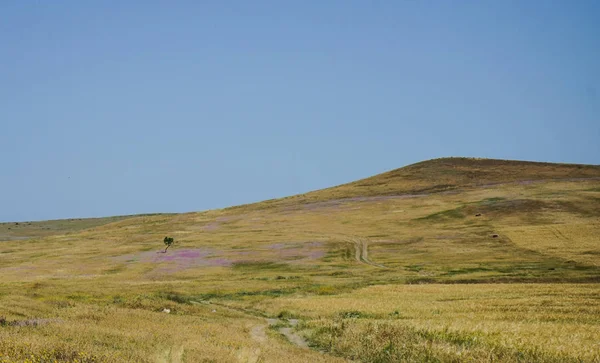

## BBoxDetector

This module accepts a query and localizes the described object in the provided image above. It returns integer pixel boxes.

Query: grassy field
[1,157,599,362]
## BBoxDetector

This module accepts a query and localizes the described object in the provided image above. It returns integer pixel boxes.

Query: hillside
[1,157,599,362]
[278,157,600,204]
[0,215,164,242]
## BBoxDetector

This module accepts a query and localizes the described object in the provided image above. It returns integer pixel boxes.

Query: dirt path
[269,318,309,349]
[250,323,267,343]
[250,318,309,349]
[345,236,387,268]
[209,302,310,350]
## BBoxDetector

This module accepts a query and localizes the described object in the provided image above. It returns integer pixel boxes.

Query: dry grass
[252,284,600,362]
[1,158,599,362]
[264,157,600,206]
[0,215,155,242]
[502,222,600,267]
[0,293,339,363]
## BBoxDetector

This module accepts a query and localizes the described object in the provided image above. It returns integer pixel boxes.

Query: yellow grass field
[1,158,599,362]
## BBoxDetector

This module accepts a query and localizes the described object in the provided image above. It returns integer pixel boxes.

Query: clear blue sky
[1,1,599,222]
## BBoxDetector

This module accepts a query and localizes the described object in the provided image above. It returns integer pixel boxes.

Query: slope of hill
[279,157,600,204]
[0,215,164,242]
[1,157,599,362]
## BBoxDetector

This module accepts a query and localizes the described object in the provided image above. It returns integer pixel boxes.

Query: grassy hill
[265,157,600,204]
[0,215,168,242]
[1,158,599,362]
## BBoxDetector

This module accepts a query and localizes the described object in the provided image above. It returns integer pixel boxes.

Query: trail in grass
[346,236,387,268]
[277,319,309,348]
[265,318,309,349]
[250,318,309,349]
[209,302,310,350]
[250,323,267,343]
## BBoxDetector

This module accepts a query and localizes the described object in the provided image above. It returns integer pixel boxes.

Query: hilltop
[296,156,600,198]
[239,157,600,209]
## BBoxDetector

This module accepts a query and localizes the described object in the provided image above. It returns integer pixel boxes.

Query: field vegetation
[1,158,599,362]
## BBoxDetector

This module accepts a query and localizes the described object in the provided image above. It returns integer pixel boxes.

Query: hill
[0,215,167,242]
[1,157,599,362]
[271,157,600,205]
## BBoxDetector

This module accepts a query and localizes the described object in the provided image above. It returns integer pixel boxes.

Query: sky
[1,1,599,222]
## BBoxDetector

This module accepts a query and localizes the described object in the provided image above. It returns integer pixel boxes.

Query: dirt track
[249,318,309,349]
[345,236,387,268]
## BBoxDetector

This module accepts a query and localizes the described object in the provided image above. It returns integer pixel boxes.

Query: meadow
[1,158,599,362]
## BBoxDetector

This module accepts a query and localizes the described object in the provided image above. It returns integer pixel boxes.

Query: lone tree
[163,236,175,253]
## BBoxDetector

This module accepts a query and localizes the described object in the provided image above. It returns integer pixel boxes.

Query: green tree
[163,236,174,253]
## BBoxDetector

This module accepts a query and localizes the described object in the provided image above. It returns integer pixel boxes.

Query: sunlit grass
[250,283,600,361]
[1,158,599,361]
